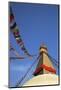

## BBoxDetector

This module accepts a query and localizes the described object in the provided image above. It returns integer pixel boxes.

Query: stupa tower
[34,44,56,76]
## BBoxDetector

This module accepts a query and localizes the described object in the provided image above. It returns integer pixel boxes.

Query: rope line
[15,55,40,87]
[10,44,25,59]
[45,52,58,67]
[10,6,34,57]
[10,57,25,59]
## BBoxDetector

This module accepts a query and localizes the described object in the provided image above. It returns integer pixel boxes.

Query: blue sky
[9,2,59,87]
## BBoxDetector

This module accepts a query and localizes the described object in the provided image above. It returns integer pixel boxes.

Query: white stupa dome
[23,74,59,86]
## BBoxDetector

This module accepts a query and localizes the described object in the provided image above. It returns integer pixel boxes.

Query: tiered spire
[34,44,56,76]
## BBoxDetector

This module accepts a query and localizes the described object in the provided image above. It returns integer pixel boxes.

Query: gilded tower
[34,44,56,76]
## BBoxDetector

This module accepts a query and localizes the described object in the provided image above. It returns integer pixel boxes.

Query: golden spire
[39,43,48,54]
